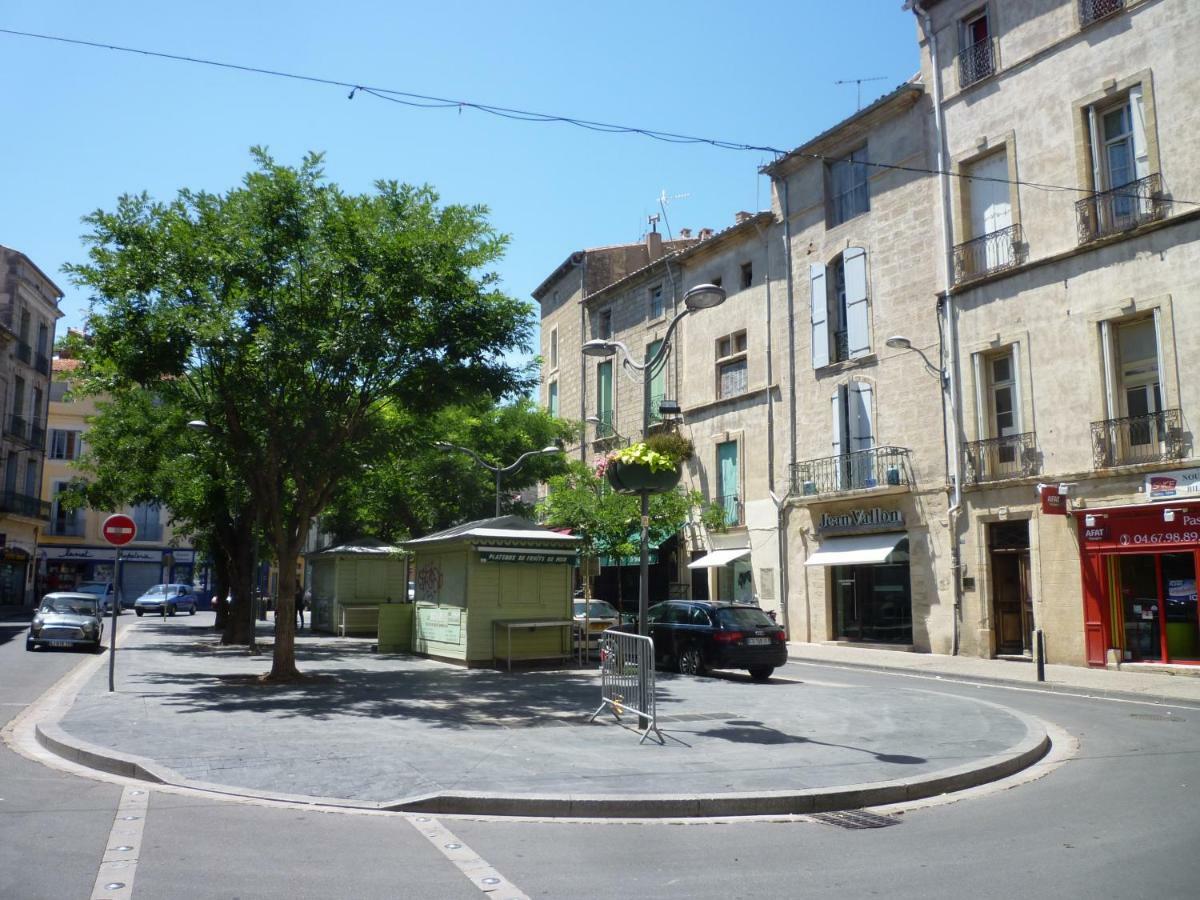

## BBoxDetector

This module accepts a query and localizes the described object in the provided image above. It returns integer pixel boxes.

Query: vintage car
[27,592,104,652]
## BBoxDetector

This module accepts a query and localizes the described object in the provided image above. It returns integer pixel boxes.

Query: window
[548,380,559,418]
[985,350,1020,468]
[51,481,83,536]
[597,309,613,340]
[1079,83,1158,239]
[49,380,68,403]
[809,247,870,367]
[716,331,748,399]
[23,458,38,496]
[132,502,162,541]
[831,380,875,489]
[828,146,870,226]
[50,429,83,460]
[4,453,18,493]
[740,262,753,289]
[957,150,1020,280]
[1080,0,1125,28]
[18,309,30,344]
[716,441,740,526]
[596,361,613,437]
[1095,314,1178,467]
[36,322,48,357]
[649,284,664,320]
[647,339,666,420]
[548,326,559,371]
[958,8,995,87]
[12,376,25,418]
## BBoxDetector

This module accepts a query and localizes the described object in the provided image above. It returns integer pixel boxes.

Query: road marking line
[405,814,528,898]
[89,785,149,900]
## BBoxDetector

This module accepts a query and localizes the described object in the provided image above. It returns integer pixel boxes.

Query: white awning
[687,548,751,569]
[804,533,907,567]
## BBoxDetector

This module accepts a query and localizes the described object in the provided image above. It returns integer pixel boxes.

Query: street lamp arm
[435,441,499,474]
[500,445,563,476]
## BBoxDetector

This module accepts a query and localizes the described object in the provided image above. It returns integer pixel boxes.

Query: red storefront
[1078,500,1200,667]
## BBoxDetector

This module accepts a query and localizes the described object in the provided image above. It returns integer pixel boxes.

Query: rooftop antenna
[834,76,888,111]
[656,190,690,242]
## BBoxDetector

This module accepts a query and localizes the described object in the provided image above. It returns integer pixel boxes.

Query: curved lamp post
[436,442,564,517]
[885,335,948,386]
[579,282,726,648]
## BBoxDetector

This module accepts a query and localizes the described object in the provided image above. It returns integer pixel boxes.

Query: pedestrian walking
[295,585,305,629]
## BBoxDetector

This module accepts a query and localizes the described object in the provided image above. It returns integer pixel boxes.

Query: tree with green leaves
[67,148,535,680]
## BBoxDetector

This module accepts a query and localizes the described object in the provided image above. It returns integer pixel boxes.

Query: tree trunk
[267,532,306,680]
[222,534,256,646]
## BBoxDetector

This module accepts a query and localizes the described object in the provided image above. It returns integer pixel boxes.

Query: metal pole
[108,548,121,692]
[1036,628,1046,682]
[495,470,502,517]
[638,357,652,730]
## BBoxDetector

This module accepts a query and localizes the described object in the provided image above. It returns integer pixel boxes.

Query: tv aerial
[834,76,888,110]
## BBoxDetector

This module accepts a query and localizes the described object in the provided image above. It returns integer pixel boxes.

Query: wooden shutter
[810,263,829,369]
[843,247,870,358]
[831,387,845,490]
[1129,84,1150,180]
[849,380,874,450]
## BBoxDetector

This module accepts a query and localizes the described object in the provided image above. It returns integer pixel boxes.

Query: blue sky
[1,1,920,358]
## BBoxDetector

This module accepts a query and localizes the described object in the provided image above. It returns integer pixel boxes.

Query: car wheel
[92,641,103,654]
[748,666,775,682]
[677,645,707,677]
[135,610,144,617]
[25,639,36,651]
[188,606,196,615]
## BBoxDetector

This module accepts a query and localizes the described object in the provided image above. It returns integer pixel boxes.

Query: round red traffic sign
[102,513,138,546]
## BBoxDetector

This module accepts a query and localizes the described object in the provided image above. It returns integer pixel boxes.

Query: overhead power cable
[2,26,1196,207]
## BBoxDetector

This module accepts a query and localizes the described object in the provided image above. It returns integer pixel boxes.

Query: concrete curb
[786,651,1200,708]
[34,704,1051,819]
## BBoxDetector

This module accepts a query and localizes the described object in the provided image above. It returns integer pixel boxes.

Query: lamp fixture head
[885,335,912,350]
[186,419,209,431]
[682,282,727,311]
[581,338,617,358]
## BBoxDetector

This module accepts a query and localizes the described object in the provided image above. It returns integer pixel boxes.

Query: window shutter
[849,380,874,450]
[843,247,870,358]
[831,388,845,458]
[1129,84,1150,180]
[810,264,829,369]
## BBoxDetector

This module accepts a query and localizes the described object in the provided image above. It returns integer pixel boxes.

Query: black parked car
[643,600,787,681]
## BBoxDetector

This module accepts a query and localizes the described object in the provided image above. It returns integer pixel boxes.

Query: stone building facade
[915,0,1200,666]
[0,246,61,606]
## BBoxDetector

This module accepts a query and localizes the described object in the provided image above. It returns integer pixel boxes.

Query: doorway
[1113,551,1198,662]
[989,521,1032,656]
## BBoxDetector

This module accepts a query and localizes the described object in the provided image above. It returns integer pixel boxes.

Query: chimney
[735,211,753,224]
[678,227,692,239]
[698,227,714,240]
[646,229,663,260]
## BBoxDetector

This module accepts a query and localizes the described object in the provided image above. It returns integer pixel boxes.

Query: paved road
[3,610,1199,899]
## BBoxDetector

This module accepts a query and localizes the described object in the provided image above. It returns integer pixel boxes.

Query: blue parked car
[134,583,200,617]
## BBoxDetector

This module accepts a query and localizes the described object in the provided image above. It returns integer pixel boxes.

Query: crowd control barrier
[589,629,663,744]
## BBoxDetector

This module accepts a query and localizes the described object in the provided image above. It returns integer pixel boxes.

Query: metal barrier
[589,629,663,744]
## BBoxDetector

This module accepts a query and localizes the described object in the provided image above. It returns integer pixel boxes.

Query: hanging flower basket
[607,459,682,495]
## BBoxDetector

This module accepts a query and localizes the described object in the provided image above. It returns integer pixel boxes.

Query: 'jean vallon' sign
[478,549,579,564]
[818,507,905,534]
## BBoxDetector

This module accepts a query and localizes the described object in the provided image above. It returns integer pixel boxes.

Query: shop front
[1078,499,1200,667]
[804,506,912,646]
[38,546,198,602]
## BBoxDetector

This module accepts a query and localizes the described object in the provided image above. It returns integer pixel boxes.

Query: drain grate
[810,810,899,829]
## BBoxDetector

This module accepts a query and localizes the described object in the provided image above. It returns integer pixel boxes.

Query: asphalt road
[2,609,1199,899]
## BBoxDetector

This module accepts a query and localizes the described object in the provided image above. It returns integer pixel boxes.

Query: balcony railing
[1091,408,1185,469]
[35,352,51,376]
[963,432,1039,484]
[954,223,1025,284]
[648,392,665,425]
[29,420,45,450]
[5,415,28,442]
[592,410,616,440]
[15,342,32,365]
[0,490,51,520]
[957,36,997,88]
[1080,0,1124,27]
[714,493,742,527]
[1076,173,1167,243]
[790,446,912,497]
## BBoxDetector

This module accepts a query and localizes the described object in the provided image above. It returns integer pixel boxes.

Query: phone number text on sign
[1118,531,1200,546]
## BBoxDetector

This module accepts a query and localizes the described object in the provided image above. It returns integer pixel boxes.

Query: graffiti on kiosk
[415,562,443,599]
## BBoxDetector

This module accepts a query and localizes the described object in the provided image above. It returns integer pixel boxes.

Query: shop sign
[40,546,116,561]
[120,549,161,562]
[817,507,904,535]
[1038,484,1067,515]
[418,606,463,644]
[1145,467,1200,500]
[1082,525,1108,542]
[479,548,578,564]
[1081,506,1200,550]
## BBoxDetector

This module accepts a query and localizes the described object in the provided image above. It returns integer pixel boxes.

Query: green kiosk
[401,516,580,668]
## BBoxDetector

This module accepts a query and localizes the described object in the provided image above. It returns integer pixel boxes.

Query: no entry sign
[102,513,138,546]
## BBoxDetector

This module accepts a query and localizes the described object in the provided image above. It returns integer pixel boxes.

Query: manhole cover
[810,810,899,829]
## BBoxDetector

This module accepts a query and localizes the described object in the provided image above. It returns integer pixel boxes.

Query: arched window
[809,247,870,368]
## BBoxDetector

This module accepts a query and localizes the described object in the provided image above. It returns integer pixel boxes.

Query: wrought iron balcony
[29,420,46,450]
[1080,0,1124,27]
[954,223,1025,284]
[963,432,1039,484]
[1076,173,1167,243]
[15,342,32,365]
[1091,408,1185,469]
[0,490,51,520]
[790,446,912,497]
[5,414,28,442]
[957,36,997,88]
[35,352,51,376]
[714,493,742,527]
[592,410,616,440]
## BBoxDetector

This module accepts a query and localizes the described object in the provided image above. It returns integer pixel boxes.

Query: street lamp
[436,442,564,517]
[885,335,948,386]
[580,282,726,645]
